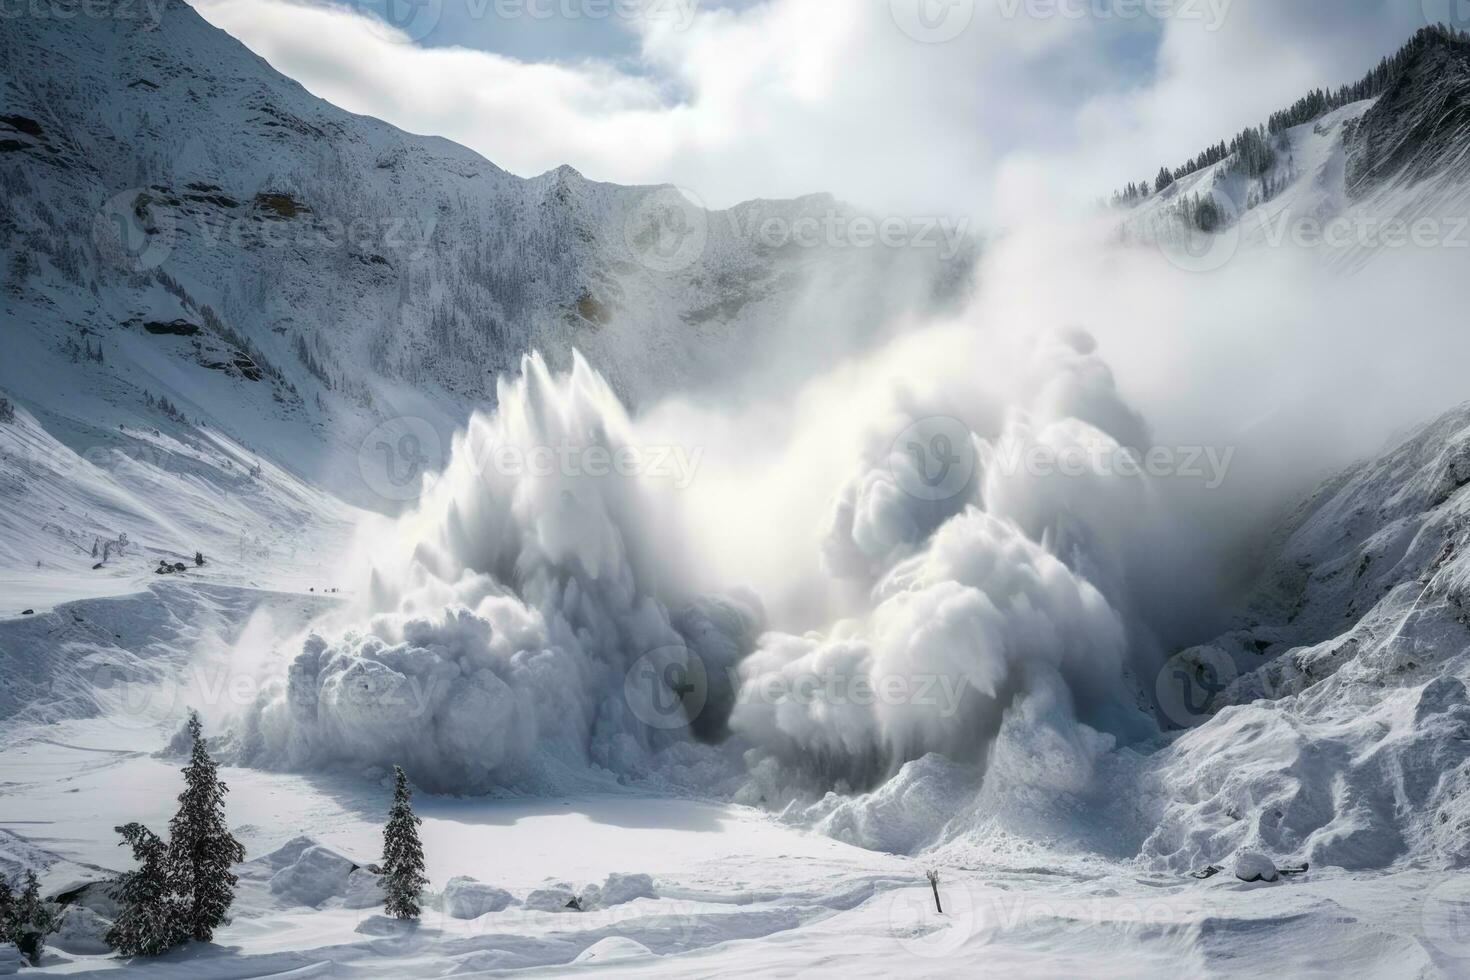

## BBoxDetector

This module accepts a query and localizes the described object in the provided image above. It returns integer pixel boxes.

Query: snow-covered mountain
[0,0,970,601]
[1120,26,1470,274]
[10,13,1470,976]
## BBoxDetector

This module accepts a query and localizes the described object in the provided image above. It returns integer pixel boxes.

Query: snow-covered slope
[1120,29,1470,274]
[0,0,970,606]
[1139,403,1470,874]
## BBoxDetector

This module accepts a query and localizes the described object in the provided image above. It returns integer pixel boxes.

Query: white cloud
[195,0,1423,219]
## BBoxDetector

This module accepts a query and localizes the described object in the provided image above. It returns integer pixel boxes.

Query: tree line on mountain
[1113,24,1470,206]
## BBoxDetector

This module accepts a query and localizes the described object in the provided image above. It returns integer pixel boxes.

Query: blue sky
[196,0,1442,221]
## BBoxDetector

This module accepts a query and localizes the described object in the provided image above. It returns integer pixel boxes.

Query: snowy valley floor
[0,584,1467,978]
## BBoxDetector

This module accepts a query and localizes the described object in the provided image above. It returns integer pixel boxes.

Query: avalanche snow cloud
[245,319,1178,808]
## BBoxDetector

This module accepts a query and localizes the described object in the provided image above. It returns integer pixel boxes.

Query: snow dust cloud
[232,201,1470,848]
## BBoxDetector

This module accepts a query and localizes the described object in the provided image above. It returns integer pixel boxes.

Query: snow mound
[0,945,22,975]
[787,755,979,854]
[48,905,112,955]
[574,936,654,962]
[342,868,385,910]
[442,877,517,919]
[1233,852,1279,883]
[583,872,656,909]
[258,837,362,907]
[524,884,581,913]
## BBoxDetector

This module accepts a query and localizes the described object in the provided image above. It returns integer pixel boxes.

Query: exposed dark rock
[144,319,200,336]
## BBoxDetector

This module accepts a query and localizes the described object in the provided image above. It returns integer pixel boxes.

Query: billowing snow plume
[247,329,1171,808]
[246,353,760,793]
[733,327,1163,806]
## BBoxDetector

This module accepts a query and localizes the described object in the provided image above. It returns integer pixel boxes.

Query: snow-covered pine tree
[7,870,55,964]
[0,876,12,927]
[381,765,427,920]
[106,823,185,957]
[167,712,245,943]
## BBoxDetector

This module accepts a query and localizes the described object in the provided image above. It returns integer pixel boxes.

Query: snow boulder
[1233,852,1280,883]
[582,873,656,910]
[268,842,360,907]
[442,877,517,919]
[50,879,120,920]
[342,867,385,910]
[524,884,581,912]
[574,936,654,963]
[48,905,112,955]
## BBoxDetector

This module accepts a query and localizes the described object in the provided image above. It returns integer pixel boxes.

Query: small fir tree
[381,766,427,920]
[106,823,185,957]
[6,870,56,964]
[167,712,245,942]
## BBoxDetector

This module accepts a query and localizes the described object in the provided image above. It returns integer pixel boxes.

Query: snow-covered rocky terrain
[5,8,1470,978]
